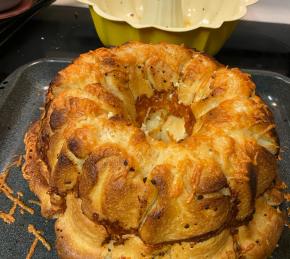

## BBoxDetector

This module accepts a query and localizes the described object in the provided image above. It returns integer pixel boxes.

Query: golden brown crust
[22,42,285,258]
[55,191,284,259]
[23,122,64,217]
[238,195,285,258]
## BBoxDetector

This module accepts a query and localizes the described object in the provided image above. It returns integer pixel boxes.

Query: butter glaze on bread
[23,42,285,258]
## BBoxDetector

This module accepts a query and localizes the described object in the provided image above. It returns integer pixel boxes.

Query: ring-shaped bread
[23,42,285,258]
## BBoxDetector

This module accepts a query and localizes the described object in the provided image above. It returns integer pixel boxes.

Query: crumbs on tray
[0,171,34,223]
[0,155,51,258]
[26,224,51,259]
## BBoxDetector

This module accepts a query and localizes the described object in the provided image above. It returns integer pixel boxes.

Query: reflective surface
[0,60,289,258]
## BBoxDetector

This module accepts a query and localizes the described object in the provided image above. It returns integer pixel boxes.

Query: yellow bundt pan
[83,0,258,55]
[89,6,237,56]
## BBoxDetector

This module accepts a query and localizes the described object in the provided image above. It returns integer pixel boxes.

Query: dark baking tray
[0,59,289,258]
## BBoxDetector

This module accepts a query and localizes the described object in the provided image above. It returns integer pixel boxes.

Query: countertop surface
[0,5,290,82]
[54,0,290,25]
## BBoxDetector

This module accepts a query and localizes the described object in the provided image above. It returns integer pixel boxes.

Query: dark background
[0,5,290,82]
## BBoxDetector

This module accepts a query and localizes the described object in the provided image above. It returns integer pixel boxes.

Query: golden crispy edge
[54,192,285,259]
[22,121,64,217]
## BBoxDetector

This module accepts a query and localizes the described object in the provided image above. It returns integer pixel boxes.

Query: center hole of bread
[136,91,195,143]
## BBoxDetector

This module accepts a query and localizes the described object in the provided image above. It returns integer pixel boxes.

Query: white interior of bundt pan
[79,0,258,32]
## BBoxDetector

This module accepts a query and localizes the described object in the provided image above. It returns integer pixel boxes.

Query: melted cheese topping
[141,109,187,143]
